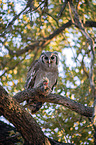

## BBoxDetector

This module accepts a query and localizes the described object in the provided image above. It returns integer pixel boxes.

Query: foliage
[0,0,96,144]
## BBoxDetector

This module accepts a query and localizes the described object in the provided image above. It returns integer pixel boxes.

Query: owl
[25,51,59,114]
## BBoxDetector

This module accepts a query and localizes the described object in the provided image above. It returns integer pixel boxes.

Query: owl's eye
[45,56,48,60]
[51,56,55,60]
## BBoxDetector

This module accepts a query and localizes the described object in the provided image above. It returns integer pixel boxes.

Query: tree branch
[58,0,68,18]
[1,1,45,37]
[5,20,72,57]
[0,120,21,144]
[0,55,26,78]
[0,85,45,145]
[0,85,74,145]
[13,87,93,117]
[0,121,73,145]
[5,19,96,57]
[1,7,28,37]
[68,0,96,135]
[84,21,96,28]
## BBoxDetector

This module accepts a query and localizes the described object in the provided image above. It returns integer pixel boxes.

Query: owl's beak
[49,59,51,64]
[48,59,51,67]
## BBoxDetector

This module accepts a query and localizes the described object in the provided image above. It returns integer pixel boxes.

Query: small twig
[24,1,45,14]
[1,1,45,37]
[58,0,68,18]
[45,12,59,27]
[92,100,96,125]
[0,133,21,142]
[4,45,14,56]
[81,59,89,78]
[1,6,27,37]
[68,1,75,25]
[0,55,26,78]
[31,47,40,63]
[27,0,34,9]
[55,110,65,135]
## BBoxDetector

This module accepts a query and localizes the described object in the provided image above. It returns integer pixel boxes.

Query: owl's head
[39,51,59,68]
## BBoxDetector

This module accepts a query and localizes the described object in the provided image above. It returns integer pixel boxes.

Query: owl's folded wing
[25,60,39,89]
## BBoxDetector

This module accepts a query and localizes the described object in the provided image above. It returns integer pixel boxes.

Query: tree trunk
[0,85,46,145]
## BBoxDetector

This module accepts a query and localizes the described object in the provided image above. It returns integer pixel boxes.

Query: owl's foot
[43,78,50,95]
[42,77,49,89]
[36,77,51,96]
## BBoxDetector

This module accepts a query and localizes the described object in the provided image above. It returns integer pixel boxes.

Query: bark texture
[0,85,45,145]
[0,85,73,145]
[13,88,93,117]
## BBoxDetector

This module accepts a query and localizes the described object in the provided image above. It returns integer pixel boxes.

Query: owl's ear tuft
[42,50,45,53]
[40,50,46,57]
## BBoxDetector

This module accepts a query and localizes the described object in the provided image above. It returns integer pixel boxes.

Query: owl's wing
[52,79,57,90]
[25,60,39,89]
[51,71,58,90]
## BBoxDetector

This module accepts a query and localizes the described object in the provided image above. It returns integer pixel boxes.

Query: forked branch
[0,85,74,145]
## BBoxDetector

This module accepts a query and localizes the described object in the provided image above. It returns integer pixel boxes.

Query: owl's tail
[27,102,43,114]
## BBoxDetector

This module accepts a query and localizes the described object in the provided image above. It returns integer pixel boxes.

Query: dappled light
[0,0,96,144]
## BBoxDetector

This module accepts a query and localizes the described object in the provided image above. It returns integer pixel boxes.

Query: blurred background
[0,0,96,144]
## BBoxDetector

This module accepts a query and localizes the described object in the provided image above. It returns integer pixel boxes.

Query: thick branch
[0,121,73,145]
[13,88,93,117]
[0,120,20,144]
[0,85,45,145]
[45,20,72,40]
[0,85,73,145]
[84,21,96,28]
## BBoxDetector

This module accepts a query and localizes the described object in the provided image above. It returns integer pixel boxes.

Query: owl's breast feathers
[25,59,58,91]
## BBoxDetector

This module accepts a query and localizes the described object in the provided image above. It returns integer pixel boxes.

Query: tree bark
[0,120,21,144]
[0,85,73,145]
[0,85,46,145]
[13,88,93,117]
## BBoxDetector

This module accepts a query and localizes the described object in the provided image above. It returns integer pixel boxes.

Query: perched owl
[25,51,59,113]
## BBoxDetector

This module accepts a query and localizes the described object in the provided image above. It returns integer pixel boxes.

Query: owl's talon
[43,82,48,85]
[36,78,51,95]
[42,77,49,90]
